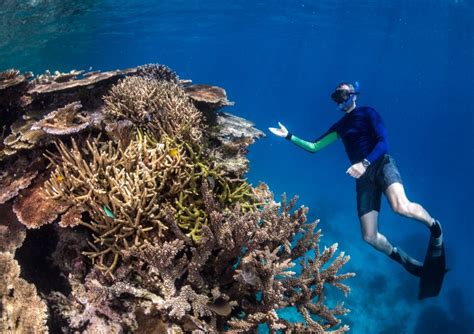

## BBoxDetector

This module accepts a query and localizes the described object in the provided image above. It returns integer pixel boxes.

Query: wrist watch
[362,159,371,168]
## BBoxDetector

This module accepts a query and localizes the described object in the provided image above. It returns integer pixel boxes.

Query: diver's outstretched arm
[269,122,339,153]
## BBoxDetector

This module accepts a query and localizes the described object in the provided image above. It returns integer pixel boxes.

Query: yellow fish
[168,148,179,158]
[56,175,64,182]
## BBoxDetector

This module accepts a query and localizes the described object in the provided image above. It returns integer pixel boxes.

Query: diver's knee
[392,200,410,216]
[363,233,378,245]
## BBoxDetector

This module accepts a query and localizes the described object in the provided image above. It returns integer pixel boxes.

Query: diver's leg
[381,155,443,248]
[359,210,393,255]
[385,182,434,227]
[359,210,423,276]
[385,182,443,247]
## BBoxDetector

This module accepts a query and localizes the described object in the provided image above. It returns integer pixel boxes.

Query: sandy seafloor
[1,0,473,333]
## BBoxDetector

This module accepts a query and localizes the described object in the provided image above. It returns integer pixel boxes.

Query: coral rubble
[0,64,354,333]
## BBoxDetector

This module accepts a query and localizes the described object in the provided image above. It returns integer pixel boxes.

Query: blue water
[2,0,473,332]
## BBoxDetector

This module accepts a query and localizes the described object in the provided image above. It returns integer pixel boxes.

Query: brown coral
[13,177,69,229]
[45,133,195,273]
[102,76,204,144]
[31,101,90,135]
[34,69,84,84]
[0,252,48,333]
[0,154,43,204]
[2,118,47,157]
[0,69,27,91]
[0,203,26,253]
[185,84,235,115]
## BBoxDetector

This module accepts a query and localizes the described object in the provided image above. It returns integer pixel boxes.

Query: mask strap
[353,81,360,93]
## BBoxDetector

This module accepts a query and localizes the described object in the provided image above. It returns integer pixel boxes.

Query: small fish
[168,148,179,158]
[56,175,64,182]
[103,205,115,219]
[207,176,215,190]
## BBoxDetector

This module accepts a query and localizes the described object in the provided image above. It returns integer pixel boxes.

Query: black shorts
[356,154,403,217]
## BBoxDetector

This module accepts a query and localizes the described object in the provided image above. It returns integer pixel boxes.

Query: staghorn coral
[45,125,259,275]
[0,252,48,333]
[45,131,199,273]
[102,76,204,144]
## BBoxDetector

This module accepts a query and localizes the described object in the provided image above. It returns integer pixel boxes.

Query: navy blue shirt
[317,106,389,165]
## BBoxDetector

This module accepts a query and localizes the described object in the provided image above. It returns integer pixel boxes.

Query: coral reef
[0,252,48,333]
[0,64,354,333]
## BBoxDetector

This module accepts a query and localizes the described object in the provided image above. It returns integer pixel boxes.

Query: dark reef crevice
[15,224,71,296]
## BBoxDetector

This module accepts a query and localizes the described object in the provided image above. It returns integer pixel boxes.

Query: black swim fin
[391,247,423,277]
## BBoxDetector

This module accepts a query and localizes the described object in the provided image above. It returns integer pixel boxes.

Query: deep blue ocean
[1,0,473,333]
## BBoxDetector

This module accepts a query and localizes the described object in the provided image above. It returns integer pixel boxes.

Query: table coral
[31,101,90,135]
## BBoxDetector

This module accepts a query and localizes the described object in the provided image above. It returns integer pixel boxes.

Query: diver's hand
[269,122,289,138]
[346,162,367,179]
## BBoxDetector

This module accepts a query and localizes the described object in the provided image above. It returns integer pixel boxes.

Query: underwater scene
[0,0,473,333]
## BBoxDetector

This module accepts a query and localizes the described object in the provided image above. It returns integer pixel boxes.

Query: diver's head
[331,82,359,113]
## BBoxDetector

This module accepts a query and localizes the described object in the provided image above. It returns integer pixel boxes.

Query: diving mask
[331,82,360,104]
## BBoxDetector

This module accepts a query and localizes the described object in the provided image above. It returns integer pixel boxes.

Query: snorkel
[337,81,360,112]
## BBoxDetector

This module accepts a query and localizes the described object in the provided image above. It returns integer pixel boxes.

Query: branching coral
[102,76,204,144]
[55,184,353,333]
[45,132,185,273]
[45,125,259,274]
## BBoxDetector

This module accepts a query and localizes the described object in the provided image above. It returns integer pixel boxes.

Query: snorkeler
[269,82,443,277]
